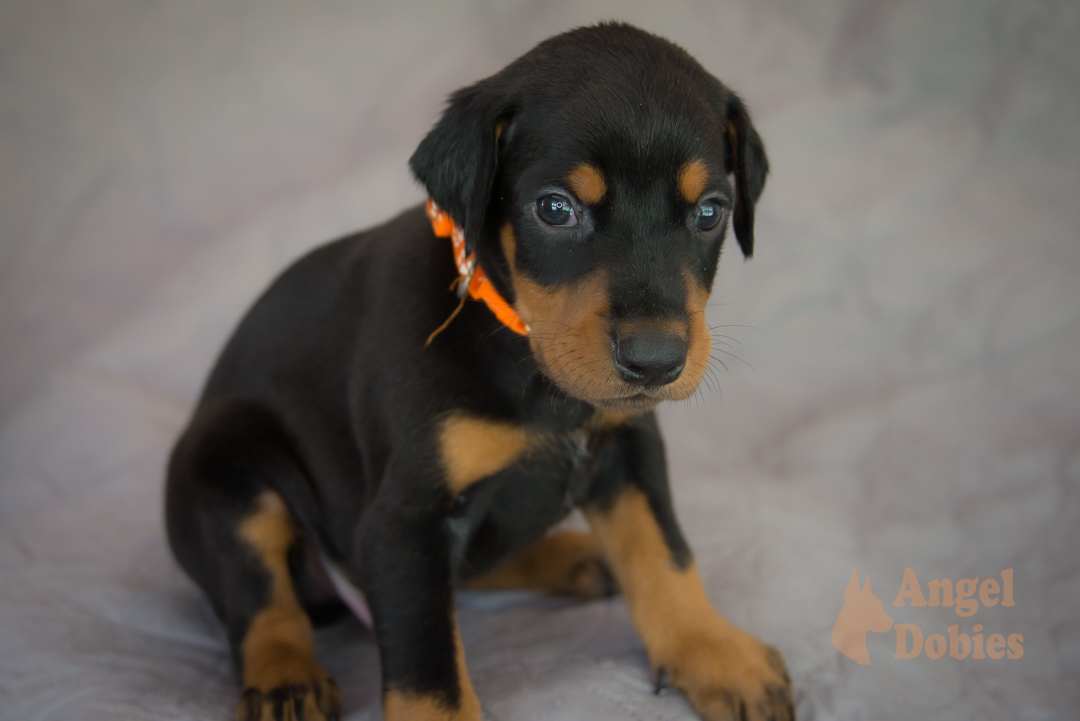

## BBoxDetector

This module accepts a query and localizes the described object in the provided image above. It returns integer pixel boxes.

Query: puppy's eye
[536,195,578,227]
[694,200,724,231]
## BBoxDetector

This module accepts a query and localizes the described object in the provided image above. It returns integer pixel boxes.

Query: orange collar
[425,199,530,339]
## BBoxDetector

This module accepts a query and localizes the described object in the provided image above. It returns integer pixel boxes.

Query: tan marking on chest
[678,158,709,203]
[587,410,630,430]
[439,412,533,493]
[567,163,607,205]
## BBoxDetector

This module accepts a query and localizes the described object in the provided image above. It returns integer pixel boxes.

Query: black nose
[614,334,687,387]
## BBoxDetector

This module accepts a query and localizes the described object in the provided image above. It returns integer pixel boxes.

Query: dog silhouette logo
[832,569,894,665]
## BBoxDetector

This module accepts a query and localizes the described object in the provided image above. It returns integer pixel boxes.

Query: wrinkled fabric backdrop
[1,1,1077,719]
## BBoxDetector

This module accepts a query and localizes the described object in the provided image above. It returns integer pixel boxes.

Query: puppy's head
[411,23,768,414]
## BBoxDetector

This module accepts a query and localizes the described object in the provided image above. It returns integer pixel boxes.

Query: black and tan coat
[165,22,789,721]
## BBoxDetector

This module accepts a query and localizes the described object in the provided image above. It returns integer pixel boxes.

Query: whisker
[706,366,723,398]
[708,354,730,374]
[528,319,574,331]
[700,371,716,395]
[707,324,757,332]
[711,347,752,370]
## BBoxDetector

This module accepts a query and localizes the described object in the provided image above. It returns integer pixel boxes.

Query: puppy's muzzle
[614,333,687,387]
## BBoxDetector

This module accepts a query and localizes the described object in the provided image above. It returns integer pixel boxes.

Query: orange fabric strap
[425,199,530,336]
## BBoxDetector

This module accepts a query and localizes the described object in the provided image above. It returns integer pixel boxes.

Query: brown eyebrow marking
[677,159,709,203]
[567,163,607,205]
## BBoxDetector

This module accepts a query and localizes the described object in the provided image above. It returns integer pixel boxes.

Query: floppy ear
[409,81,512,257]
[724,93,768,258]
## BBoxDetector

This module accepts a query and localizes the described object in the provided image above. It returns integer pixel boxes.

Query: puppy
[166,22,791,721]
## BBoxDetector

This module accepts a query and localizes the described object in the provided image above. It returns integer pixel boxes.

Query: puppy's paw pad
[694,682,793,721]
[236,677,342,721]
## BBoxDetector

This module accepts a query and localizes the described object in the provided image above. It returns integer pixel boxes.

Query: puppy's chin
[590,394,663,416]
[546,372,704,416]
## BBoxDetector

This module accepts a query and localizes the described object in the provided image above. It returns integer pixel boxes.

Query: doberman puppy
[166,22,792,721]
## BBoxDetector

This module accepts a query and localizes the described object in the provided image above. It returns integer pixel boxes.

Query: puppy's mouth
[591,392,665,414]
[530,343,696,413]
[539,359,706,415]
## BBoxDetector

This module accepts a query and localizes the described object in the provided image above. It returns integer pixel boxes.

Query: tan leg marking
[383,624,481,721]
[585,488,793,721]
[463,531,617,599]
[236,492,341,721]
[567,162,607,205]
[439,412,533,493]
[678,158,709,203]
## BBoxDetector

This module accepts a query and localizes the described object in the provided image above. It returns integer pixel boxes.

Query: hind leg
[462,530,617,599]
[166,399,342,721]
[232,491,342,720]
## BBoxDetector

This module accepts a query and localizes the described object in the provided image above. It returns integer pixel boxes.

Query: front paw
[653,624,793,721]
[236,676,342,721]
